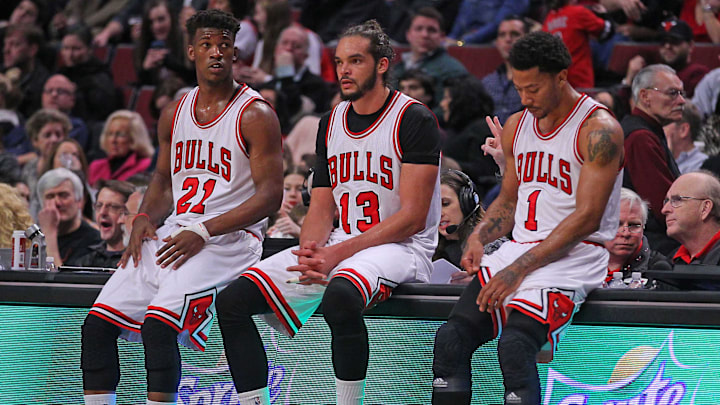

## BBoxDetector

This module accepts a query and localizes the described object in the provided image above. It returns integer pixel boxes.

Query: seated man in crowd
[73,180,135,268]
[605,188,671,283]
[664,101,707,174]
[663,171,720,269]
[37,167,101,266]
[398,69,436,109]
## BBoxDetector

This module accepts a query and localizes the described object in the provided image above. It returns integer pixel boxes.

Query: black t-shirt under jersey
[313,91,441,188]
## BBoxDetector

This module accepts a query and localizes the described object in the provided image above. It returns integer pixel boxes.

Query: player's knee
[321,278,365,327]
[432,322,475,379]
[141,318,181,393]
[497,325,542,388]
[81,315,121,390]
[216,277,266,322]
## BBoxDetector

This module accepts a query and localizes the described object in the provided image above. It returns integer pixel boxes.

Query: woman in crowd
[58,25,118,122]
[134,0,193,85]
[20,109,72,216]
[0,183,33,250]
[439,76,498,195]
[88,110,154,186]
[433,169,506,284]
[266,167,307,239]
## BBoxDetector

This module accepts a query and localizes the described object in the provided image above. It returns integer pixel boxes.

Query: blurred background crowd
[0,0,718,277]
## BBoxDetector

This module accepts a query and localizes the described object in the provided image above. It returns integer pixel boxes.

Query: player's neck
[541,86,582,130]
[351,85,390,115]
[196,79,237,105]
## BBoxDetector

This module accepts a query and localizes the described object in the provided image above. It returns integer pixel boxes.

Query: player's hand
[287,241,339,285]
[482,116,505,175]
[118,216,157,268]
[450,270,474,285]
[476,266,524,313]
[156,230,205,270]
[460,232,484,276]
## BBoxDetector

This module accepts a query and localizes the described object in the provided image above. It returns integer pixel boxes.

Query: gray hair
[631,64,677,104]
[697,170,720,222]
[36,167,84,202]
[620,187,649,225]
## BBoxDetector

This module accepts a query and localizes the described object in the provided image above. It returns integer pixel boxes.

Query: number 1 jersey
[167,85,266,238]
[512,94,622,244]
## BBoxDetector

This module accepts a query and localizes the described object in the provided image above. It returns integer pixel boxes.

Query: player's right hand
[460,232,484,276]
[118,215,157,268]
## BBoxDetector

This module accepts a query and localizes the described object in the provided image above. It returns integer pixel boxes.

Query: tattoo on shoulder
[587,127,619,165]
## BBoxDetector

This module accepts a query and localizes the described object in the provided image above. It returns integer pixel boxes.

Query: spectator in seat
[134,0,193,86]
[663,171,720,289]
[2,24,49,119]
[58,25,118,123]
[543,0,614,89]
[36,167,101,266]
[678,0,720,44]
[266,167,307,239]
[439,76,497,195]
[49,0,130,40]
[398,69,436,108]
[664,101,707,174]
[604,187,671,285]
[481,15,529,125]
[622,64,684,255]
[208,0,257,65]
[0,182,33,249]
[691,59,720,120]
[39,138,94,224]
[88,110,154,186]
[392,7,469,105]
[73,180,135,268]
[446,0,530,45]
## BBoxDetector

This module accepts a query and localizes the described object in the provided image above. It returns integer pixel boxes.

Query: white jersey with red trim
[324,91,440,259]
[511,94,622,244]
[166,84,266,238]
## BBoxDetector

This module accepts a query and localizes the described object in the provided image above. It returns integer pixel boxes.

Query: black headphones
[450,169,480,218]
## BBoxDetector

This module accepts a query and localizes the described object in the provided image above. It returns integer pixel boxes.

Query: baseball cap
[658,19,693,43]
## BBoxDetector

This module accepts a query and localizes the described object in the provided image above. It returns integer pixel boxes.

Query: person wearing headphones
[433,169,506,284]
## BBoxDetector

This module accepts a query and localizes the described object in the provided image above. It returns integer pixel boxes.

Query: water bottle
[608,272,628,289]
[46,256,57,272]
[628,272,644,289]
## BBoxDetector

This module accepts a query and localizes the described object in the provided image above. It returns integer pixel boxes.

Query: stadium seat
[134,85,157,133]
[93,45,111,64]
[447,45,502,79]
[693,43,720,70]
[111,44,138,88]
[608,42,661,74]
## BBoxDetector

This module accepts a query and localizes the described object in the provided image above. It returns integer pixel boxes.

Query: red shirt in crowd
[680,0,720,43]
[543,5,607,88]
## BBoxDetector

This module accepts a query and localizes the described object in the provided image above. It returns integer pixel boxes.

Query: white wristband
[171,223,211,242]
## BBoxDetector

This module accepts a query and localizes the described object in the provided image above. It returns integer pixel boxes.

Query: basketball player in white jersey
[432,32,624,405]
[215,20,441,405]
[80,10,283,405]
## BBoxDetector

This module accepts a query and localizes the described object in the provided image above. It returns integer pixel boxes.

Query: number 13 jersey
[167,84,266,238]
[511,94,622,244]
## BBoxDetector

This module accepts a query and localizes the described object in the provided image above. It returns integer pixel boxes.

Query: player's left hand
[476,266,525,313]
[287,241,340,285]
[156,230,205,270]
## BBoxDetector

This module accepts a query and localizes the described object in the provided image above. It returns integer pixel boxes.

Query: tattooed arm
[476,108,624,312]
[461,112,522,275]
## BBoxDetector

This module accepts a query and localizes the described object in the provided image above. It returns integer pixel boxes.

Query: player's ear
[377,57,389,75]
[556,69,568,85]
[233,46,238,62]
[187,44,195,62]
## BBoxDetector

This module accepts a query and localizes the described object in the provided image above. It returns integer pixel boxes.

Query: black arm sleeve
[311,112,332,188]
[399,103,441,165]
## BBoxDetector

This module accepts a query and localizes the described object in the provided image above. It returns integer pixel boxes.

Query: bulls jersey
[315,90,441,259]
[167,84,266,238]
[512,94,622,244]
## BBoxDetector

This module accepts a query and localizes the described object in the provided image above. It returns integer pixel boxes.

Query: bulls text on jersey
[515,151,572,195]
[173,139,232,182]
[328,151,394,190]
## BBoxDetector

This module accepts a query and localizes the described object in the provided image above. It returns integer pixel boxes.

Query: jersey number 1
[524,190,541,231]
[177,177,216,214]
[340,191,380,233]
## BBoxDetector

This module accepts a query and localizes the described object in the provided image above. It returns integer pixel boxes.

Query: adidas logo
[253,396,262,405]
[506,391,522,404]
[432,377,448,388]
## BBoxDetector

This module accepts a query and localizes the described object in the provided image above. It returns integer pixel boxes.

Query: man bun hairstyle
[509,31,571,74]
[186,9,240,41]
[340,19,395,84]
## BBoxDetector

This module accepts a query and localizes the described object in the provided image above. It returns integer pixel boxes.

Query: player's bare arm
[477,108,624,312]
[155,100,284,269]
[118,100,177,268]
[289,162,439,283]
[461,112,522,275]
